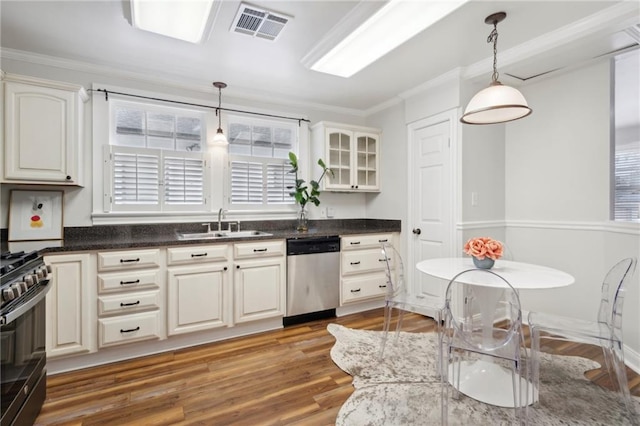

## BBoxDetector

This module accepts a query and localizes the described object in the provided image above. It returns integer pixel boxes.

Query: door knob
[412,228,421,235]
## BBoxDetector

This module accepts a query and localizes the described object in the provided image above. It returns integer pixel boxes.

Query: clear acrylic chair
[440,269,529,426]
[378,243,444,364]
[528,257,638,422]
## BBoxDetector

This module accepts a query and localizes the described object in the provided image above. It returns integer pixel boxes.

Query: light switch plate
[327,207,335,218]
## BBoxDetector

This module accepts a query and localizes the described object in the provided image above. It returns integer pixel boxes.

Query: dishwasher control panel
[286,236,340,255]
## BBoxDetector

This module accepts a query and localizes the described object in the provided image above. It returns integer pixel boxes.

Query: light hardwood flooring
[35,309,640,425]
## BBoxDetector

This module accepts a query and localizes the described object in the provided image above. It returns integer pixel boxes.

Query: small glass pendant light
[209,82,229,147]
[461,12,532,125]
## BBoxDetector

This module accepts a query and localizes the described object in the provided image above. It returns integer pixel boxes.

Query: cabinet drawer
[341,234,393,250]
[98,290,160,316]
[98,311,161,348]
[98,249,161,271]
[167,245,229,265]
[342,248,391,275]
[234,240,285,259]
[342,272,388,304]
[98,269,161,293]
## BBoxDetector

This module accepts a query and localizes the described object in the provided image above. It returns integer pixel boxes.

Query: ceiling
[1,1,638,113]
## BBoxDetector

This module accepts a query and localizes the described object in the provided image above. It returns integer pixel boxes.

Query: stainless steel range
[1,251,51,426]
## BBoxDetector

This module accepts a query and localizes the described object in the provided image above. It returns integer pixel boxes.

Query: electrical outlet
[320,208,326,218]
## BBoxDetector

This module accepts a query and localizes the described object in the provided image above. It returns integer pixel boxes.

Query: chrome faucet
[217,208,226,231]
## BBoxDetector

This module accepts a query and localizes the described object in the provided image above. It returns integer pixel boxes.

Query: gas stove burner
[0,251,39,277]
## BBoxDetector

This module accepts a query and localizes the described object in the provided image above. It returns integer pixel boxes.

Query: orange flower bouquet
[464,237,504,260]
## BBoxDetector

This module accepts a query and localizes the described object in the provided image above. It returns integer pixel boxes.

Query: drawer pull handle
[120,326,140,333]
[120,279,140,285]
[120,301,141,307]
[350,241,361,245]
[120,258,140,263]
[253,248,268,252]
[379,239,388,243]
[191,253,208,258]
[378,258,390,262]
[379,284,387,289]
[350,261,361,265]
[350,288,361,293]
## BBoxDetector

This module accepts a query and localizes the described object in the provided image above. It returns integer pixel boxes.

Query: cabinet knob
[66,175,72,181]
[412,228,422,235]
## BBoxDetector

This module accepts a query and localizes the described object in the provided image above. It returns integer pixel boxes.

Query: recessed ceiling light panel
[305,0,469,78]
[131,0,215,44]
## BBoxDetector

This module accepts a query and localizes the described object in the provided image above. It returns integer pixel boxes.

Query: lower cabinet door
[234,257,285,323]
[44,253,96,357]
[98,311,161,348]
[167,263,230,335]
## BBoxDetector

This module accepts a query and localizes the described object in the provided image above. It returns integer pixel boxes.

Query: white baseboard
[522,310,640,374]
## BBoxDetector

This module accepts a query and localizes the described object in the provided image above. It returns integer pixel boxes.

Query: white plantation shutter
[614,146,640,221]
[108,146,206,211]
[231,161,264,204]
[112,148,159,207]
[267,163,295,204]
[164,154,205,206]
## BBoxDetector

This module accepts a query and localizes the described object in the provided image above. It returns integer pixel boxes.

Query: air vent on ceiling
[231,3,291,41]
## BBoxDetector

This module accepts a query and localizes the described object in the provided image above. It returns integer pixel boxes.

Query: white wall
[505,60,640,369]
[0,57,369,227]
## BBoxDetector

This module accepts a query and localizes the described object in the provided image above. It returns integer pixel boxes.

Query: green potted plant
[288,152,333,232]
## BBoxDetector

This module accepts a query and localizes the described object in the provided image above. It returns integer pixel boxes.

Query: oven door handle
[0,282,51,325]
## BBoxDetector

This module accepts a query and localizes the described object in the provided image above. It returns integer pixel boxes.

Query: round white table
[416,257,575,407]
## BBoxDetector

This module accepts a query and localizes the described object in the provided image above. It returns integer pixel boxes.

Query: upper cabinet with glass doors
[311,122,381,192]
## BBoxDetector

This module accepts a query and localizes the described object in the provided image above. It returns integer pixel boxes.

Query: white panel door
[409,111,456,312]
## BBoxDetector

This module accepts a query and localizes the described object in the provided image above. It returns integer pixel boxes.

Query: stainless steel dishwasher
[284,236,340,326]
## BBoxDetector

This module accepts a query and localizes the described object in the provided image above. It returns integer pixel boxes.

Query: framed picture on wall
[8,190,64,241]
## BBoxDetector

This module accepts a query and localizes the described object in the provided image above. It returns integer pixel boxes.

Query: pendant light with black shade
[209,81,229,147]
[461,12,532,125]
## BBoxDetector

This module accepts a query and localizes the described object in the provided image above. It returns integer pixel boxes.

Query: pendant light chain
[217,85,222,129]
[488,23,499,83]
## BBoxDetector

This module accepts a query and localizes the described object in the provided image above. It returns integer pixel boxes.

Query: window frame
[226,114,299,212]
[611,49,640,222]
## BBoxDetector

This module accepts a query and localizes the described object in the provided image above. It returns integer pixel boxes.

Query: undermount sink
[177,230,273,240]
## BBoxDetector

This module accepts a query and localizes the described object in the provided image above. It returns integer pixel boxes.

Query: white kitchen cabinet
[2,73,88,185]
[339,233,397,305]
[311,121,381,192]
[233,240,286,323]
[167,245,231,335]
[44,252,96,358]
[97,248,164,347]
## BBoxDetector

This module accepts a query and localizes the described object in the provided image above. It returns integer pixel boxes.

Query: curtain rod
[90,88,311,126]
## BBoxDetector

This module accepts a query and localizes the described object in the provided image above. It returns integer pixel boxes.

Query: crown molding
[1,47,366,118]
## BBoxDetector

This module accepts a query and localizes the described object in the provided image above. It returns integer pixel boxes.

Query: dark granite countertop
[31,219,400,254]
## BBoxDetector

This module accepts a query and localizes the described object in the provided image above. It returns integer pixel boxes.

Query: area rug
[328,324,640,425]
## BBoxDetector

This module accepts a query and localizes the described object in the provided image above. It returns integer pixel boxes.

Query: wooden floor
[36,309,640,425]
